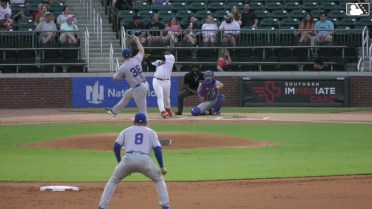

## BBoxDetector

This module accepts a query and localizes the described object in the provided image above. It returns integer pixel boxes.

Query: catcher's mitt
[207,87,218,100]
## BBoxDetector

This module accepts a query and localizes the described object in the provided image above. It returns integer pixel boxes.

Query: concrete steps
[67,0,122,72]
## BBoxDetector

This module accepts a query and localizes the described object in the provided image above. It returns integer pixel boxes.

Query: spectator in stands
[1,13,15,30]
[57,6,77,26]
[182,15,200,47]
[219,13,240,47]
[35,11,57,45]
[0,0,11,21]
[146,14,164,45]
[33,4,48,26]
[162,16,182,47]
[311,11,334,46]
[111,0,132,32]
[241,3,258,28]
[175,64,204,116]
[217,49,231,71]
[230,5,242,26]
[11,2,33,21]
[126,14,146,45]
[312,57,330,71]
[297,13,315,43]
[201,15,218,44]
[59,14,78,45]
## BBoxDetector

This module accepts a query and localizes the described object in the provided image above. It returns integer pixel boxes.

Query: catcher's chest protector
[201,80,217,100]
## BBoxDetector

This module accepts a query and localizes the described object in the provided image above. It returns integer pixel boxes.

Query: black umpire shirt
[184,71,204,90]
[241,11,258,27]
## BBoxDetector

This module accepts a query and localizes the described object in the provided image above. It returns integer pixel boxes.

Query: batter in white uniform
[151,49,175,119]
[104,36,149,117]
[98,112,171,209]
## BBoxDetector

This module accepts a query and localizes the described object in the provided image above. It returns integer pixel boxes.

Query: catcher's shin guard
[191,107,201,116]
[213,94,225,114]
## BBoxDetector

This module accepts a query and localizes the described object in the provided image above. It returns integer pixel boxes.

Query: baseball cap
[67,14,74,19]
[133,14,142,20]
[134,112,147,123]
[224,13,233,19]
[44,12,52,16]
[122,48,132,57]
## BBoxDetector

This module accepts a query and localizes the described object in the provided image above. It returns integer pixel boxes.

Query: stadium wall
[0,73,371,108]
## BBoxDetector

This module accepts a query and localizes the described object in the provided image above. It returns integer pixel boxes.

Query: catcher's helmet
[204,70,214,82]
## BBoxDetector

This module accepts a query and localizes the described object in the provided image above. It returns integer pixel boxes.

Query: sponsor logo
[86,81,104,104]
[252,81,281,103]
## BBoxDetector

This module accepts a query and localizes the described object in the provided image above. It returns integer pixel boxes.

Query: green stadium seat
[137,10,155,19]
[194,10,213,20]
[255,10,270,19]
[329,18,339,28]
[226,2,244,8]
[265,2,283,11]
[214,10,229,20]
[338,17,357,29]
[151,2,172,12]
[171,2,188,12]
[175,10,194,19]
[289,9,307,19]
[357,17,372,27]
[157,10,175,19]
[283,2,302,11]
[280,18,300,28]
[249,2,264,11]
[301,2,319,12]
[132,2,151,11]
[270,10,290,19]
[319,2,337,12]
[188,2,207,12]
[207,2,226,12]
[260,18,280,29]
[328,9,346,19]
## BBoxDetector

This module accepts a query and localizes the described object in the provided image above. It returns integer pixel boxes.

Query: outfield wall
[0,72,371,108]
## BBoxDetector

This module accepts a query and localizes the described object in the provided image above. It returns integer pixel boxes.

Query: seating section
[0,1,86,73]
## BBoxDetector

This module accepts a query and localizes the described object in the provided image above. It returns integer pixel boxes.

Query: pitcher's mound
[23,132,274,150]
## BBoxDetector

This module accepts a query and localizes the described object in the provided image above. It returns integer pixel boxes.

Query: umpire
[175,64,204,115]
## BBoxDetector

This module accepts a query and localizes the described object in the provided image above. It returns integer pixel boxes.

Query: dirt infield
[1,108,372,209]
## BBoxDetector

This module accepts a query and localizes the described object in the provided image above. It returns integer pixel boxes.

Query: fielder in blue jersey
[191,71,225,116]
[98,112,171,209]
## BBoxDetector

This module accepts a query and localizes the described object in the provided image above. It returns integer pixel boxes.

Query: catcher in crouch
[191,70,225,116]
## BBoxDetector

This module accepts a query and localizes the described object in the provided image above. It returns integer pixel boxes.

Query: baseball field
[1,107,372,209]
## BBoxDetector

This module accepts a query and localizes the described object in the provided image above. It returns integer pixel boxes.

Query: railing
[82,0,92,19]
[93,6,103,52]
[109,43,114,72]
[369,43,372,72]
[359,26,369,72]
[85,27,90,70]
[121,26,127,49]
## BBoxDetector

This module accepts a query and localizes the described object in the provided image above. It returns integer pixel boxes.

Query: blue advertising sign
[72,77,179,108]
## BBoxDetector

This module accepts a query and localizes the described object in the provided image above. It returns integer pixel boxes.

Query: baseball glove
[207,87,218,100]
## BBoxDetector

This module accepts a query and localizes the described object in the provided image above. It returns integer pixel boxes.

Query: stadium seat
[17,50,36,63]
[171,2,188,12]
[157,10,175,19]
[176,49,193,61]
[303,64,315,71]
[19,66,41,73]
[137,10,155,19]
[260,18,280,29]
[234,48,254,60]
[283,2,301,11]
[264,2,283,11]
[278,64,298,71]
[293,48,311,61]
[249,2,264,11]
[319,2,337,11]
[188,2,207,12]
[175,10,194,19]
[261,64,279,71]
[194,10,213,20]
[329,18,339,28]
[289,10,307,19]
[270,10,290,19]
[3,50,17,64]
[214,10,229,20]
[338,17,357,29]
[226,1,244,8]
[328,9,346,19]
[42,49,62,63]
[151,2,172,12]
[207,2,226,12]
[132,2,151,11]
[0,66,17,73]
[197,49,218,62]
[301,2,319,12]
[240,64,259,71]
[331,64,346,71]
[280,17,300,28]
[357,17,372,27]
[254,10,270,19]
[273,48,293,58]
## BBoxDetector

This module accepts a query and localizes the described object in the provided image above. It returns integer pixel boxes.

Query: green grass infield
[1,122,372,182]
